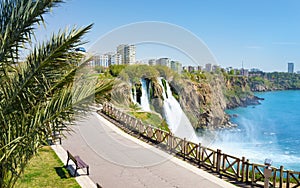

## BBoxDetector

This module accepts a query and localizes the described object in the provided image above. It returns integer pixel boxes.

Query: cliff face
[169,75,229,129]
[224,76,261,109]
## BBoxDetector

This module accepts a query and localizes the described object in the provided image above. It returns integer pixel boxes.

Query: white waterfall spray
[158,77,199,142]
[140,79,151,111]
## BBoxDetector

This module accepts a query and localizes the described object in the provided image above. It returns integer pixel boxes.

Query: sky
[37,0,300,72]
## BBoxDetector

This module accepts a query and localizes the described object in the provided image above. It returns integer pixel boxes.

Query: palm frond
[1,24,93,116]
[0,0,63,63]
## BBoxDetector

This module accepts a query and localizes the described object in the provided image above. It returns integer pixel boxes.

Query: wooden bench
[65,150,89,176]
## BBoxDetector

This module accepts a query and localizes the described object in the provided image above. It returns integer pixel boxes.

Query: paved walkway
[61,112,237,188]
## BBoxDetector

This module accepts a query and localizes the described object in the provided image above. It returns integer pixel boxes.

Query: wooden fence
[101,103,300,188]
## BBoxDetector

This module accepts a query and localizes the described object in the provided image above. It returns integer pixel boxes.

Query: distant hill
[249,72,300,91]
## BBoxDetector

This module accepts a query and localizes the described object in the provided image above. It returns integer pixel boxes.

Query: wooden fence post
[216,149,222,173]
[103,103,106,113]
[286,170,290,188]
[106,104,110,115]
[133,119,138,131]
[157,130,162,142]
[246,159,250,183]
[279,166,284,188]
[109,105,112,116]
[198,143,202,168]
[272,168,277,188]
[102,103,105,113]
[241,157,246,182]
[251,164,255,184]
[183,138,186,161]
[169,133,173,153]
[128,116,133,128]
[201,146,205,168]
[110,105,113,116]
[222,154,226,171]
[138,120,142,134]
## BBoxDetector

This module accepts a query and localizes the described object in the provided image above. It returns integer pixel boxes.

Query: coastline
[222,90,300,171]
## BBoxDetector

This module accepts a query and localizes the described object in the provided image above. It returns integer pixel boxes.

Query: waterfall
[158,77,199,142]
[140,79,151,111]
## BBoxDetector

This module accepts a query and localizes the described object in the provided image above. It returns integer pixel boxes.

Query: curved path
[62,112,236,188]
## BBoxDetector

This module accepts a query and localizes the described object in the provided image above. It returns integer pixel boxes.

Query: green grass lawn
[15,146,80,188]
[130,111,170,132]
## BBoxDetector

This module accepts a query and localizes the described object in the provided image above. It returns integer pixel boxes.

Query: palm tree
[0,0,112,187]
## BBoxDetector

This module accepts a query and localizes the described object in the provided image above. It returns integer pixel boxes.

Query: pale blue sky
[38,0,300,72]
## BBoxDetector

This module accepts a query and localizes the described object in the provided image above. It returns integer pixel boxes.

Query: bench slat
[75,156,88,168]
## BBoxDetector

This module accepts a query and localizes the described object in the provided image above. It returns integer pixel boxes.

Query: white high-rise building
[91,54,110,67]
[99,54,109,67]
[117,44,125,63]
[117,44,136,64]
[156,58,171,68]
[170,61,182,73]
[111,53,122,65]
[126,45,136,64]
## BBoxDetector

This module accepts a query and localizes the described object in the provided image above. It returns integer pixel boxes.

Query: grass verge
[130,111,170,132]
[15,146,80,188]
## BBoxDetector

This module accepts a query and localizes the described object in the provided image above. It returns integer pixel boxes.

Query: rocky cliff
[224,76,262,109]
[168,74,229,129]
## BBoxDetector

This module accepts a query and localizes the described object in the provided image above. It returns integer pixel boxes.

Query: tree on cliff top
[0,0,111,187]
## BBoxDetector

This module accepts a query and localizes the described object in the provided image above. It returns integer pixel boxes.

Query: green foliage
[129,103,141,111]
[154,65,175,79]
[159,119,170,132]
[0,1,112,187]
[183,71,208,82]
[108,64,179,86]
[229,70,235,75]
[94,65,106,73]
[224,77,252,100]
[109,64,127,77]
[249,72,300,90]
[121,65,160,83]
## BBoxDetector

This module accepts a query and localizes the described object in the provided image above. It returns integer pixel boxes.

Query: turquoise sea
[211,90,300,171]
